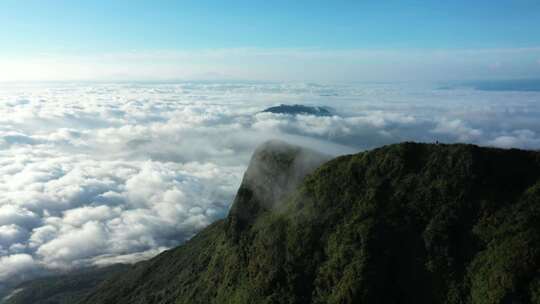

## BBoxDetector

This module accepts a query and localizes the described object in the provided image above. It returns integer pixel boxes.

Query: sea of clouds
[0,81,540,285]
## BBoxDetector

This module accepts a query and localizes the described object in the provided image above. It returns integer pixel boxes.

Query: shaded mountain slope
[2,265,127,304]
[60,142,540,303]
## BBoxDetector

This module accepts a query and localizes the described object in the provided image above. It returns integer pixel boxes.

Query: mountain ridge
[5,141,540,304]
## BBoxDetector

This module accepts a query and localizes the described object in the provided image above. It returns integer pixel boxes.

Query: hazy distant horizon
[2,47,540,83]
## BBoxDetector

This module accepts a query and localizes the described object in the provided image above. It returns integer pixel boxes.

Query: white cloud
[0,254,38,282]
[62,205,119,227]
[431,119,483,142]
[0,205,39,227]
[486,129,540,149]
[36,221,108,268]
[0,225,28,248]
[0,81,540,285]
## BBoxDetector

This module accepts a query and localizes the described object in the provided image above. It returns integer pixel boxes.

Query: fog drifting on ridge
[1,81,540,285]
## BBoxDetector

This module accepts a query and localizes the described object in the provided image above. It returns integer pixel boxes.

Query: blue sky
[1,0,539,81]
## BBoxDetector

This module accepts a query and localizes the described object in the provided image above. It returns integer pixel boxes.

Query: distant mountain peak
[261,104,334,116]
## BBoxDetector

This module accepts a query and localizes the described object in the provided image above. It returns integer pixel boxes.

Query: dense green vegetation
[2,265,127,304]
[8,141,540,303]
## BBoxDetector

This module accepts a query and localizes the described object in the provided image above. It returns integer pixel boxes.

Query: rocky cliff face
[7,141,540,304]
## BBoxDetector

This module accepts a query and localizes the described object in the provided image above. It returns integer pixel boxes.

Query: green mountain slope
[74,141,540,304]
[10,141,540,304]
[2,265,127,304]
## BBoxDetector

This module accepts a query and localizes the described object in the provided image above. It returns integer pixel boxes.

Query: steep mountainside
[8,141,540,304]
[74,141,540,304]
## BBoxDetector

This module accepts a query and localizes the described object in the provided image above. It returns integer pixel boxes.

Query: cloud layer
[1,81,540,285]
